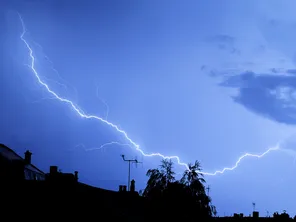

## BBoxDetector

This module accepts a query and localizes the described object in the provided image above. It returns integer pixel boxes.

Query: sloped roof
[0,144,23,161]
[0,143,45,175]
[25,164,45,175]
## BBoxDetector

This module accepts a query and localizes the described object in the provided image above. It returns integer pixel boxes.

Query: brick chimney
[24,150,32,165]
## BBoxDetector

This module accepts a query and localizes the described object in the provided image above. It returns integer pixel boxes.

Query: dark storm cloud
[219,71,296,125]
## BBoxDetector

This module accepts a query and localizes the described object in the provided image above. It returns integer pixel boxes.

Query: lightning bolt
[203,145,280,176]
[17,13,190,170]
[18,13,280,176]
[32,40,77,92]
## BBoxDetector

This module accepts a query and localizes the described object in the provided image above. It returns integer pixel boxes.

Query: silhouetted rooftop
[0,143,44,175]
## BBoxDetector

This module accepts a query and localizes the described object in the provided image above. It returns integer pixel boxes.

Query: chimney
[253,211,259,218]
[24,150,32,165]
[130,179,135,192]
[74,171,78,182]
[50,166,58,174]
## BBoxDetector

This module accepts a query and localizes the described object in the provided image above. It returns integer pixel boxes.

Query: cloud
[201,3,296,126]
[218,71,296,125]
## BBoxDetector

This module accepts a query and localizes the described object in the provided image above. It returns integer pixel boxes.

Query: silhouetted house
[46,165,78,183]
[0,144,45,182]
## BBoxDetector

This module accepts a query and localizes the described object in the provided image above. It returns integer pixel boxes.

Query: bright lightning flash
[205,145,280,176]
[18,14,280,176]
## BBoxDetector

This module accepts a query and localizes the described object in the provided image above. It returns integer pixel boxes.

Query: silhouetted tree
[143,159,175,199]
[143,159,214,220]
[180,160,212,216]
[181,160,205,186]
[160,159,175,184]
[211,205,217,217]
[273,211,290,221]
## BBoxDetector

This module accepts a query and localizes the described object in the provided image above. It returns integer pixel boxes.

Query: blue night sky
[1,0,296,216]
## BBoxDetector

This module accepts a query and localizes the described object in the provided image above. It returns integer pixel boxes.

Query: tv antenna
[252,202,256,211]
[121,154,142,191]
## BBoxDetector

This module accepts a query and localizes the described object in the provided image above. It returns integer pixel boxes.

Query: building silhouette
[46,165,78,183]
[0,144,45,182]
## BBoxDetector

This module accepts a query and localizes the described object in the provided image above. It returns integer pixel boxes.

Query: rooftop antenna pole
[121,154,141,191]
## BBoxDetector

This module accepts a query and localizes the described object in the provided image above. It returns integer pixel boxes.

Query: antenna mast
[121,154,142,191]
[252,202,256,212]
